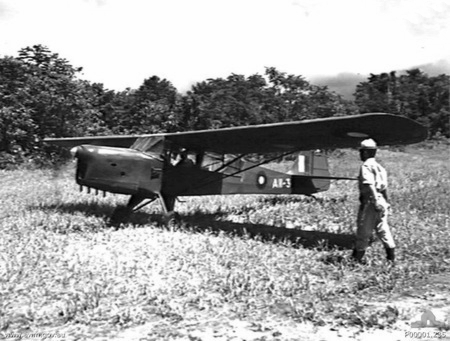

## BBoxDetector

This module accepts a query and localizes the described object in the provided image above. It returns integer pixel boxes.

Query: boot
[386,247,395,262]
[351,249,366,264]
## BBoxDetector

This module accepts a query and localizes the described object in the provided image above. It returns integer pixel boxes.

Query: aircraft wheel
[163,211,180,227]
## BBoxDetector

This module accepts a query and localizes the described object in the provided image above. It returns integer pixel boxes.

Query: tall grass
[0,144,448,339]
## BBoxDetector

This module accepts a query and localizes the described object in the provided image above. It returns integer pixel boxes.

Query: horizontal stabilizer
[294,174,357,181]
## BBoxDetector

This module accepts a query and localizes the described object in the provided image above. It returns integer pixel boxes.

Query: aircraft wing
[44,113,427,154]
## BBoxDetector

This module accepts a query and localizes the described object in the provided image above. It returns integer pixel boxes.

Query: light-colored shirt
[358,157,388,198]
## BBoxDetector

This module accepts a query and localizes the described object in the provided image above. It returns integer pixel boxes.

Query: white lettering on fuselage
[272,178,291,189]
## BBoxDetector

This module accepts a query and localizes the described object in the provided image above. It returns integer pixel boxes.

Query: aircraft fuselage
[72,145,331,201]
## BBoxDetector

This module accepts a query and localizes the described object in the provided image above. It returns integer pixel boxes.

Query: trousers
[355,193,395,251]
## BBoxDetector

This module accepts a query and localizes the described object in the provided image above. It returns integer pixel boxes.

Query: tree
[15,45,87,139]
[0,45,112,164]
[265,67,353,120]
[181,67,354,131]
[0,106,36,153]
[184,73,269,130]
[108,76,181,134]
[18,44,82,77]
[0,56,38,154]
[354,69,449,137]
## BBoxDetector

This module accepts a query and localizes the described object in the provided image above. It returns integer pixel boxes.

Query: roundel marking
[256,171,267,189]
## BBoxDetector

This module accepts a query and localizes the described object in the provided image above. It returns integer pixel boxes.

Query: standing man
[352,139,396,263]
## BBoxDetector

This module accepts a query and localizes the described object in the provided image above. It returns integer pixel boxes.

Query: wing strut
[213,153,246,173]
[220,151,296,182]
[178,150,297,196]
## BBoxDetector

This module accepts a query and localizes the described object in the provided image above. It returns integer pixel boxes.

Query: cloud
[409,59,450,76]
[0,1,12,19]
[1,0,448,92]
[378,0,450,37]
[309,59,450,100]
[82,0,108,6]
[404,1,450,36]
[309,73,368,100]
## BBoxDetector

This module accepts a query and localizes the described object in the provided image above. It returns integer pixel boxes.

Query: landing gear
[158,193,179,225]
[109,195,146,226]
[158,193,176,213]
[108,193,177,226]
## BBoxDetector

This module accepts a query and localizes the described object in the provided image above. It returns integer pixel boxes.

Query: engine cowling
[71,145,163,196]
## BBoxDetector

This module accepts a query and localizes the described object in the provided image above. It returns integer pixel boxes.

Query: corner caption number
[272,178,291,189]
[405,331,447,339]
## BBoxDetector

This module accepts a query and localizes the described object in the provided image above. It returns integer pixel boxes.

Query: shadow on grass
[33,202,354,250]
[178,213,354,250]
[31,202,152,225]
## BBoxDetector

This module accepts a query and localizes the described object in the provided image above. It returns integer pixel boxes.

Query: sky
[0,0,449,98]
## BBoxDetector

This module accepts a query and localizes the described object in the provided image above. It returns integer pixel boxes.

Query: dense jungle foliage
[0,45,449,167]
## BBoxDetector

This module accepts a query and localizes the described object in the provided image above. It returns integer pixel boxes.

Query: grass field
[0,142,449,340]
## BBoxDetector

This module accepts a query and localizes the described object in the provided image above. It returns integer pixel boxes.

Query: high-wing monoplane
[44,113,427,223]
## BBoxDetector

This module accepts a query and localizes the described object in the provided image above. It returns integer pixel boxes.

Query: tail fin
[288,151,356,195]
[288,151,330,177]
[288,151,331,194]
